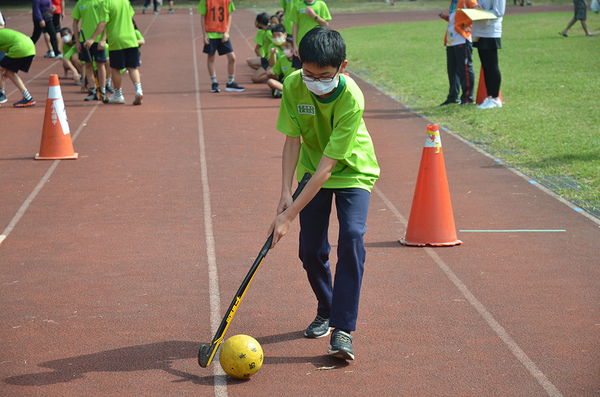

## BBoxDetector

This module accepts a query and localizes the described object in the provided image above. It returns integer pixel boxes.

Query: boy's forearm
[292,23,298,48]
[89,22,106,42]
[317,17,329,27]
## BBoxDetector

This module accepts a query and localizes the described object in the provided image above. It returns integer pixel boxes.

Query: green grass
[340,12,600,214]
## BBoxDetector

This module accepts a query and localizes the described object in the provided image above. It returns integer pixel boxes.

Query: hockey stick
[80,30,107,104]
[198,172,312,368]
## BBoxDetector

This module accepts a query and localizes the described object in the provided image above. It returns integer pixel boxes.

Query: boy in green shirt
[84,0,144,105]
[198,0,245,93]
[268,28,379,361]
[252,24,286,84]
[73,0,109,101]
[290,0,331,56]
[265,36,298,97]
[0,28,37,107]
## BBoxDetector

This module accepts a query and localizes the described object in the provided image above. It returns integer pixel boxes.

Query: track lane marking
[373,186,564,397]
[189,12,229,397]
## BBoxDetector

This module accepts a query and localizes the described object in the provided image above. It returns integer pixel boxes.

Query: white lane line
[189,13,228,397]
[373,186,564,397]
[0,104,99,247]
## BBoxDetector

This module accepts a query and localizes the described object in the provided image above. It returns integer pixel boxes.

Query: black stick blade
[198,344,213,368]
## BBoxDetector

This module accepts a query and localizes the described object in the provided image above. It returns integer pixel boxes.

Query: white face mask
[302,66,341,96]
[63,34,71,43]
[273,36,285,46]
[283,48,293,57]
[304,78,339,96]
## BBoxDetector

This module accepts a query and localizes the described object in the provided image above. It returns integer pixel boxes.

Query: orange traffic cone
[476,66,503,105]
[35,75,77,160]
[399,124,462,247]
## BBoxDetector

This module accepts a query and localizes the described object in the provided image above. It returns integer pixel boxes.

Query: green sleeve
[276,73,303,137]
[317,1,331,21]
[228,1,235,13]
[197,0,207,15]
[135,30,144,41]
[254,30,264,45]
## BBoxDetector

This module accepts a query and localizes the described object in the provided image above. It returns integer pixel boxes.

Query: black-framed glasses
[301,66,341,83]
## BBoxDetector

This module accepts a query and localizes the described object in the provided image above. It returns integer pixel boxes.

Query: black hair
[298,27,346,69]
[270,14,280,23]
[285,36,293,44]
[256,12,269,26]
[276,10,284,19]
[271,24,286,34]
[60,27,72,35]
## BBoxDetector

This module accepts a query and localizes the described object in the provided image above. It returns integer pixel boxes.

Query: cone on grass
[399,124,462,247]
[35,74,77,160]
[476,66,503,105]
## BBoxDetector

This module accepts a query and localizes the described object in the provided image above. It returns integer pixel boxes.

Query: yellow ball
[219,335,263,379]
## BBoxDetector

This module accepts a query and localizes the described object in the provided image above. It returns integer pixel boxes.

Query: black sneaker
[106,81,115,94]
[225,81,246,92]
[211,82,220,93]
[0,93,7,104]
[328,329,354,360]
[439,99,460,106]
[304,315,330,338]
[85,88,98,101]
[273,89,283,98]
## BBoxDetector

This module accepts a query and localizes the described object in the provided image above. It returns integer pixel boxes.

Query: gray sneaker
[304,315,330,338]
[328,329,354,360]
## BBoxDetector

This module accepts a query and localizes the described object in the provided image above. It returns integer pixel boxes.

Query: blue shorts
[109,47,140,69]
[0,55,34,73]
[80,42,108,63]
[203,38,234,56]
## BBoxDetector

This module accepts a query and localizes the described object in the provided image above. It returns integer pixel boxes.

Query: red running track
[0,6,598,397]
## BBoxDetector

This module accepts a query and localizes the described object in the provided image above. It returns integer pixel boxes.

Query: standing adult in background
[31,0,62,60]
[439,0,478,106]
[560,0,593,37]
[43,0,65,59]
[472,0,505,109]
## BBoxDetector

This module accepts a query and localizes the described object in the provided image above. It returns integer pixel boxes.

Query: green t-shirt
[265,40,283,62]
[72,0,104,43]
[272,55,296,81]
[63,41,78,59]
[277,72,380,191]
[98,0,138,51]
[0,29,36,58]
[253,29,273,58]
[197,0,236,39]
[281,0,301,35]
[290,0,331,46]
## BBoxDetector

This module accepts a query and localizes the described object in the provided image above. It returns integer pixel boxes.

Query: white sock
[228,75,235,84]
[134,82,143,94]
[211,75,218,84]
[22,90,32,100]
[115,88,123,97]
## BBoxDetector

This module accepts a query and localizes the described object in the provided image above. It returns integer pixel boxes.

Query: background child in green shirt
[0,28,37,107]
[268,27,379,361]
[251,24,286,84]
[290,0,331,57]
[265,36,298,97]
[198,0,245,93]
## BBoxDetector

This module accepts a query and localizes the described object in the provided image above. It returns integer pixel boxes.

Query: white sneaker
[477,97,491,109]
[133,92,143,105]
[108,94,125,104]
[478,97,502,109]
